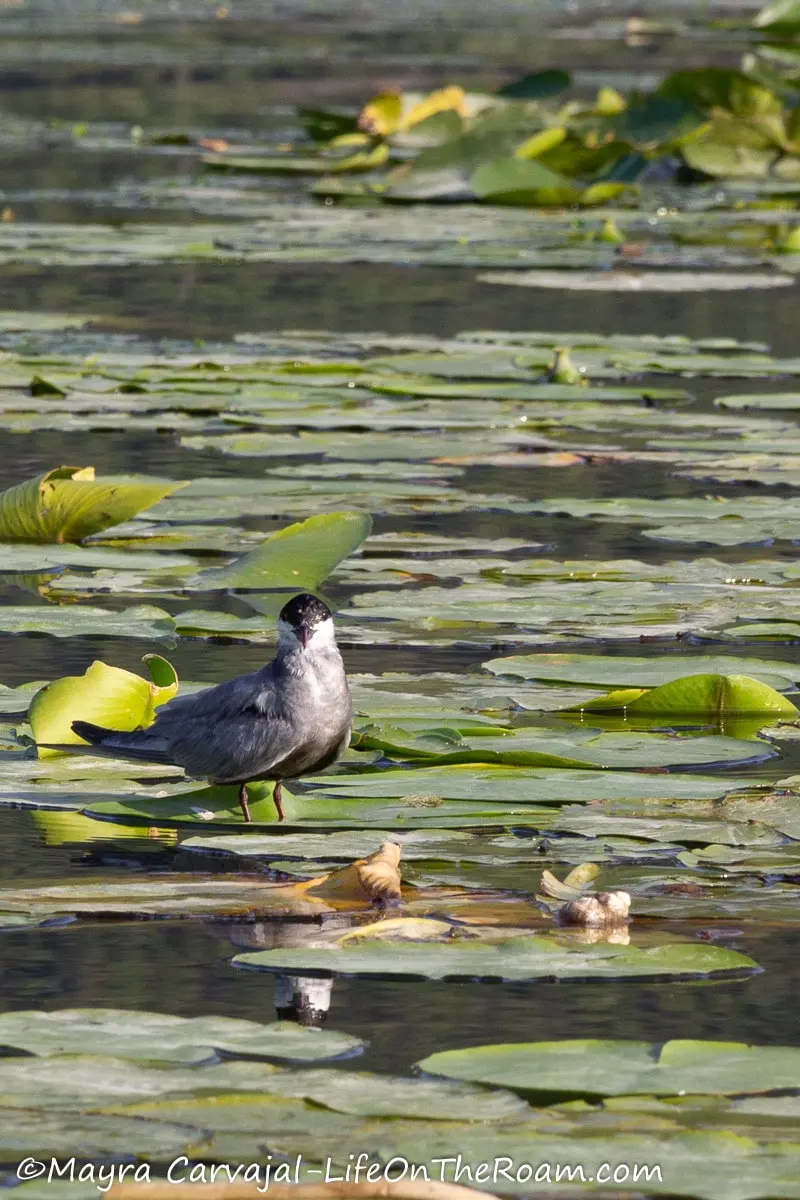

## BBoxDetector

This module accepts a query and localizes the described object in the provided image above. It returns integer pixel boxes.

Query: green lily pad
[310,765,752,805]
[470,157,573,204]
[0,604,176,640]
[83,781,554,830]
[715,393,800,410]
[0,311,99,332]
[29,655,178,758]
[0,1054,304,1108]
[193,511,372,591]
[564,674,799,718]
[0,1107,202,1160]
[127,1068,529,1122]
[417,1038,800,1100]
[0,871,365,918]
[0,681,49,714]
[355,722,777,770]
[233,936,758,983]
[483,653,800,690]
[0,544,195,573]
[644,521,800,547]
[0,467,184,544]
[0,1010,360,1064]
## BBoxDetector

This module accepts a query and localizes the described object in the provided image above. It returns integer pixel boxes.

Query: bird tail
[71,720,116,745]
[70,721,174,765]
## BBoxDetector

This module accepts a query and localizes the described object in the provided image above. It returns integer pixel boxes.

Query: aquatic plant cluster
[199,4,800,213]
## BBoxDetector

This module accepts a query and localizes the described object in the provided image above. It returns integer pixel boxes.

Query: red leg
[238,782,252,823]
[273,780,285,822]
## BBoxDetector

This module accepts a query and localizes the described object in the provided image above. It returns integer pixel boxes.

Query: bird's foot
[238,782,252,823]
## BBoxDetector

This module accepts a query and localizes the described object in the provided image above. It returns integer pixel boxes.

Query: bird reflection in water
[213,916,356,1027]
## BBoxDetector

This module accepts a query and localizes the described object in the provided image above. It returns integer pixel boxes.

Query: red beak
[298,626,310,648]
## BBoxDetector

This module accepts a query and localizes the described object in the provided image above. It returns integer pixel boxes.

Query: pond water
[0,3,799,1193]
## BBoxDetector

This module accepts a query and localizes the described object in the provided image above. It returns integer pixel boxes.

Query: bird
[71,593,352,823]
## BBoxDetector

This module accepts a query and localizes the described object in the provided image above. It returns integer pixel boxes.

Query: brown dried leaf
[305,840,402,903]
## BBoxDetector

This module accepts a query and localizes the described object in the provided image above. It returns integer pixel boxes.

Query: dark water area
[3,260,800,353]
[0,1,798,1084]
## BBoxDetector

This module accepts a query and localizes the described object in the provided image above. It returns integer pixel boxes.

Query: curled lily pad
[194,511,372,591]
[0,467,185,543]
[29,655,178,759]
[564,674,799,719]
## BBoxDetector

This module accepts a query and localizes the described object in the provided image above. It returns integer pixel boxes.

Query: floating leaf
[354,721,775,770]
[0,1054,318,1109]
[681,139,777,179]
[484,653,800,690]
[0,467,185,544]
[29,656,178,759]
[496,70,571,101]
[194,511,372,591]
[234,936,758,983]
[480,270,795,291]
[471,157,574,204]
[0,604,175,640]
[230,1066,530,1120]
[565,674,799,718]
[753,0,800,31]
[310,765,752,805]
[0,1009,361,1064]
[715,392,800,410]
[418,1038,800,1100]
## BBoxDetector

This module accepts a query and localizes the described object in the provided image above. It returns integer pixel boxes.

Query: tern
[72,594,352,822]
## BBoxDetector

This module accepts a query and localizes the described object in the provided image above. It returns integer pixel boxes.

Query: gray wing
[149,666,300,782]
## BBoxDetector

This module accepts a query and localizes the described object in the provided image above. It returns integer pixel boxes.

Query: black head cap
[279,593,332,631]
